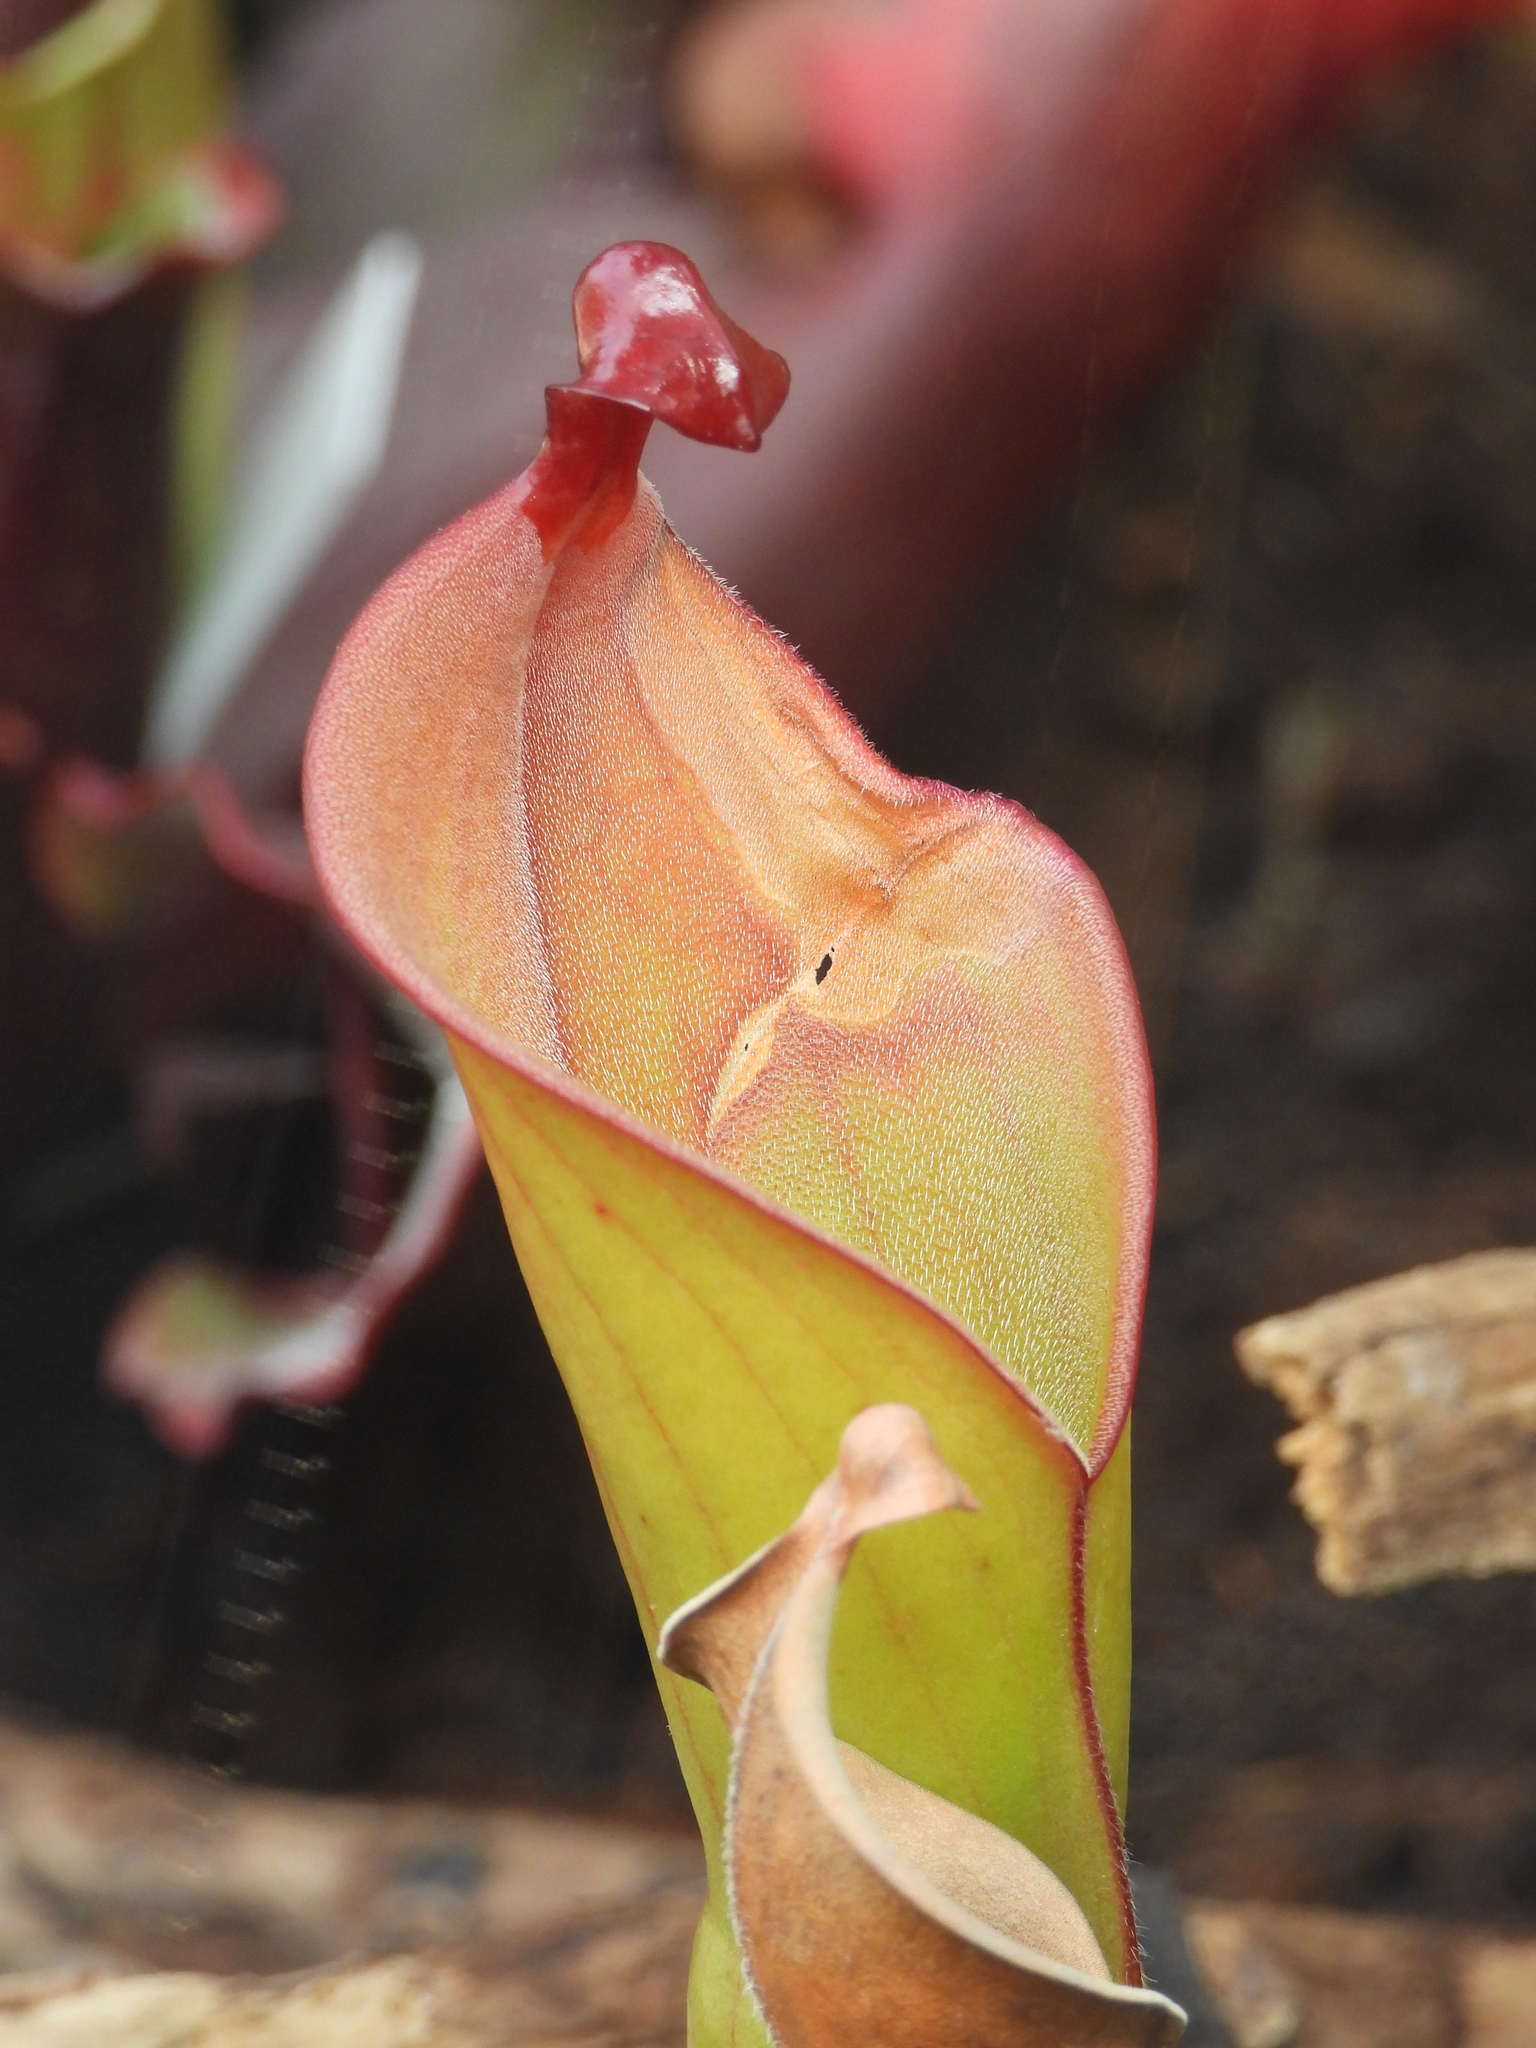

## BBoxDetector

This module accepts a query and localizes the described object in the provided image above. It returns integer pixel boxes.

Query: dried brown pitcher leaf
[660,1406,1186,2048]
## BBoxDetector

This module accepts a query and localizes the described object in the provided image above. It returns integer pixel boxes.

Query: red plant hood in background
[1307,0,1518,107]
[212,0,1519,804]
[648,0,1522,726]
[792,0,1517,214]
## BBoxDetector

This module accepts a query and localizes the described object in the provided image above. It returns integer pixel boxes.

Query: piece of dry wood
[0,1718,702,1977]
[0,1716,1529,2046]
[0,1946,693,2047]
[1458,1937,1536,2048]
[1185,1902,1536,2048]
[0,1716,702,2044]
[1182,1904,1302,2048]
[0,1957,480,2048]
[0,1900,1520,2048]
[1186,1901,1459,2048]
[1234,1248,1536,1593]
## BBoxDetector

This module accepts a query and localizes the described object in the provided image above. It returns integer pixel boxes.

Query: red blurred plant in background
[660,0,1522,720]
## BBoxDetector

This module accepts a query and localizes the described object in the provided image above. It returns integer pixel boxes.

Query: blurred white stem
[143,231,423,767]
